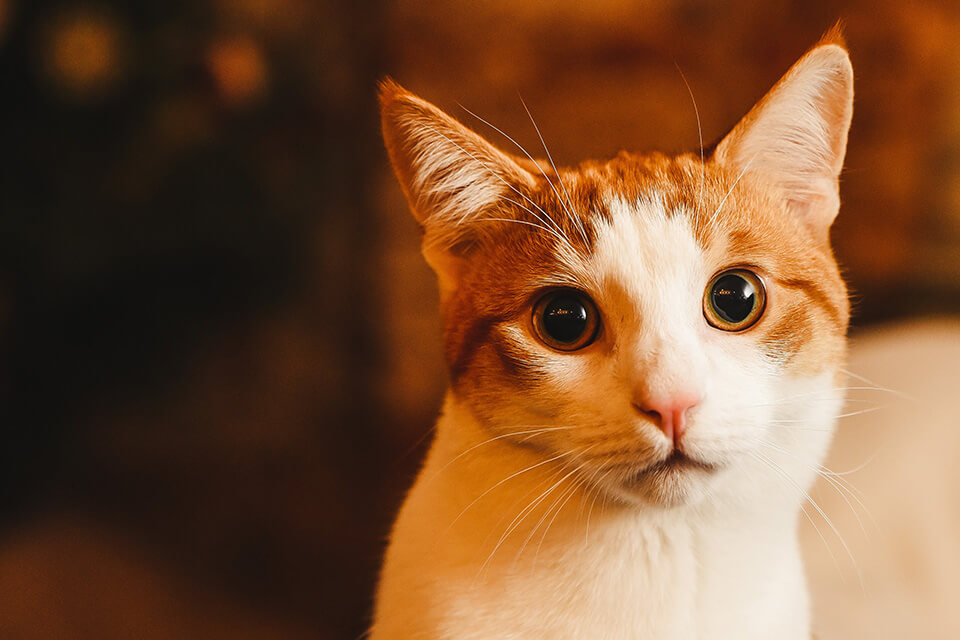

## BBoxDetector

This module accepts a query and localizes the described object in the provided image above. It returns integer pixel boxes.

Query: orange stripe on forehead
[725,227,768,256]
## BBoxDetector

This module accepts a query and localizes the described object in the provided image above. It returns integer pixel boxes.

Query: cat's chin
[610,452,720,508]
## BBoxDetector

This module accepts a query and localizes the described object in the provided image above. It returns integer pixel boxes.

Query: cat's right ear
[379,80,534,291]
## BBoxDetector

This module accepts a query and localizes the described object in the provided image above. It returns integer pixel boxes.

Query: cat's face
[382,38,853,507]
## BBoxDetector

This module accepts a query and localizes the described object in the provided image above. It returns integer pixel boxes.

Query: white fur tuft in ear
[403,120,502,226]
[715,41,854,237]
[379,80,534,252]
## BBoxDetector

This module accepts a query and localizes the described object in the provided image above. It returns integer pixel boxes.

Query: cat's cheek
[767,373,841,449]
[677,343,776,460]
[458,337,612,430]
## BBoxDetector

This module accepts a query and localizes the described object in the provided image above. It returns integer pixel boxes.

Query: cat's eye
[703,269,766,332]
[532,289,600,351]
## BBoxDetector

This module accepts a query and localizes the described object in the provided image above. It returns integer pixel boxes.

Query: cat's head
[380,36,852,507]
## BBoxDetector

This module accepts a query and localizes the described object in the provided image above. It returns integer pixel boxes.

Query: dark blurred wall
[0,0,388,638]
[0,1,958,639]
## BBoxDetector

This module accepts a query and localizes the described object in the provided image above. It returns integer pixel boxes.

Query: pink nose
[635,394,700,446]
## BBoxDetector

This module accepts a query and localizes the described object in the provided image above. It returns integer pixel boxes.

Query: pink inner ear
[783,178,842,239]
[380,82,535,243]
[714,44,853,236]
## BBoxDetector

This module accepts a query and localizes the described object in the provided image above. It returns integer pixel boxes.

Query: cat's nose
[634,394,700,446]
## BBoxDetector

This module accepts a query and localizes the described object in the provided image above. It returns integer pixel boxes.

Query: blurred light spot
[41,9,126,102]
[207,36,269,107]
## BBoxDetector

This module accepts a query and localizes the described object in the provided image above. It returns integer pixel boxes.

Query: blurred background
[0,0,958,638]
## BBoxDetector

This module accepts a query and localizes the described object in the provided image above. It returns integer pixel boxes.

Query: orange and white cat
[373,31,853,640]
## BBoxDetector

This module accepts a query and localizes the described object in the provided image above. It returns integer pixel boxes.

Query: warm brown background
[0,1,958,638]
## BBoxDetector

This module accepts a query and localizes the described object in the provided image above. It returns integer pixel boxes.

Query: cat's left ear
[714,31,854,239]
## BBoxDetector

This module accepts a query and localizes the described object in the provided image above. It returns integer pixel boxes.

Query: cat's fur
[373,31,853,639]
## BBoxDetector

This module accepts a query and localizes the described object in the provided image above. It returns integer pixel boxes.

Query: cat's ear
[379,80,535,289]
[714,31,853,239]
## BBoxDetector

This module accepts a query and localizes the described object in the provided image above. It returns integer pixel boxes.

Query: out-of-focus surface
[801,319,960,640]
[0,0,958,638]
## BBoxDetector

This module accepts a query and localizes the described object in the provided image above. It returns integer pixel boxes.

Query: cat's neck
[374,394,812,639]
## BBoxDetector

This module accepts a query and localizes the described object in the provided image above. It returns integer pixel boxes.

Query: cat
[372,29,853,640]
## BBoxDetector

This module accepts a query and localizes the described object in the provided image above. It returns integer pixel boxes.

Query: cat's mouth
[635,451,718,478]
[614,451,721,504]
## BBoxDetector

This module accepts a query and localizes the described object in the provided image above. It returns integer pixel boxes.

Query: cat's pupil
[542,295,589,343]
[711,274,756,323]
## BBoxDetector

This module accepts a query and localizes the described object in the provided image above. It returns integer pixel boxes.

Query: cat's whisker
[445,449,575,536]
[765,425,836,432]
[758,440,875,538]
[814,466,871,520]
[839,368,917,401]
[482,452,591,576]
[819,468,869,502]
[511,425,581,441]
[818,451,879,478]
[518,96,592,246]
[748,384,908,409]
[837,384,915,398]
[804,467,873,541]
[526,473,583,566]
[495,194,560,232]
[493,191,573,245]
[583,484,600,549]
[759,443,872,502]
[477,463,567,546]
[753,449,862,588]
[708,153,756,228]
[577,463,606,548]
[459,104,587,247]
[471,465,570,585]
[535,472,589,563]
[749,390,841,408]
[513,446,596,563]
[531,449,601,562]
[747,450,843,577]
[424,425,579,490]
[477,215,573,247]
[674,63,706,225]
[392,424,436,466]
[417,123,577,253]
[438,111,578,252]
[769,405,885,423]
